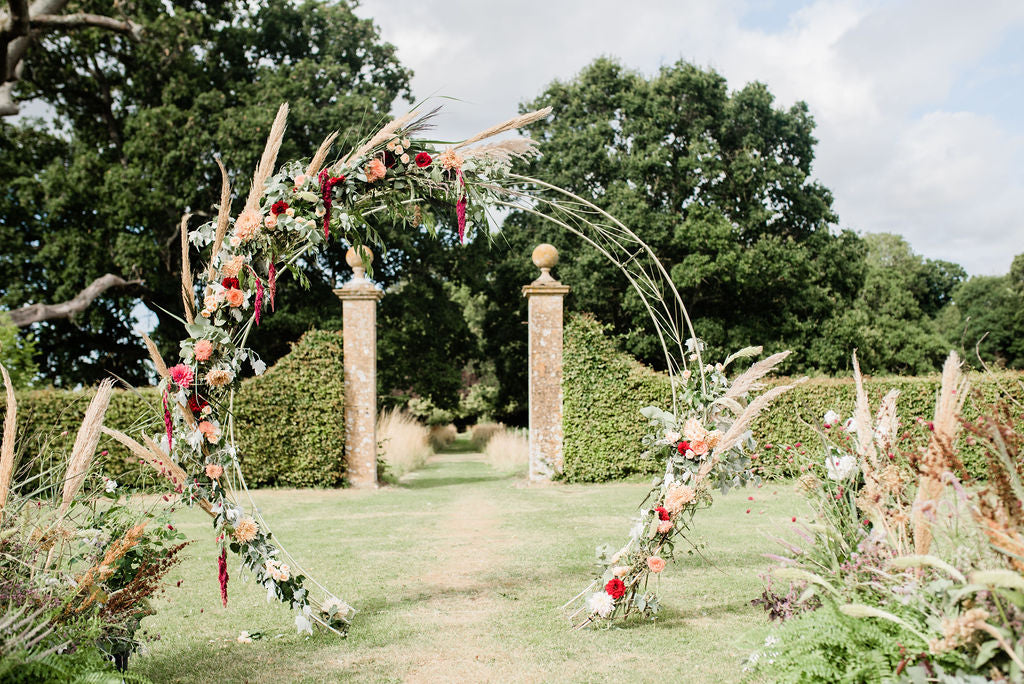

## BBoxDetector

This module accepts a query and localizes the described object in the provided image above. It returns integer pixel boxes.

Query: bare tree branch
[1,0,141,117]
[7,273,143,327]
[30,12,142,39]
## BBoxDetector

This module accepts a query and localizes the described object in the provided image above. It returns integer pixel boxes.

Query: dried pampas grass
[180,213,194,324]
[455,107,552,149]
[717,378,807,456]
[244,103,289,213]
[209,156,232,280]
[141,331,169,381]
[913,351,969,555]
[0,364,17,521]
[306,130,339,177]
[101,427,187,491]
[461,138,540,163]
[60,379,115,515]
[723,350,791,401]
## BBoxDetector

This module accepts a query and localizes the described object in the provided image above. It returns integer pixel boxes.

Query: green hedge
[563,314,1024,482]
[233,330,346,487]
[3,330,346,488]
[563,315,671,482]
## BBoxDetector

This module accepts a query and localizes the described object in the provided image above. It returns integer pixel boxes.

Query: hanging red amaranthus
[248,266,265,325]
[218,547,229,607]
[317,170,345,240]
[456,169,467,243]
[162,390,173,451]
[268,261,277,312]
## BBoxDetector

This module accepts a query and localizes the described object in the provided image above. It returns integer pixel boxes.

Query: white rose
[823,410,840,428]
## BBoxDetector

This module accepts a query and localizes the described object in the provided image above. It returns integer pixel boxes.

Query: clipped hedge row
[562,314,1024,482]
[3,330,346,488]
[563,315,671,482]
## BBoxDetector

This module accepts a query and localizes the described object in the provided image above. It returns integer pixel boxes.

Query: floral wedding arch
[112,101,797,634]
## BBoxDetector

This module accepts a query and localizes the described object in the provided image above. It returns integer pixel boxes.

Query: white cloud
[358,0,1024,274]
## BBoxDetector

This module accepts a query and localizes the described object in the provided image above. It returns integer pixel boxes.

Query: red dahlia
[221,277,240,290]
[271,200,289,215]
[654,506,670,521]
[676,440,691,454]
[415,152,432,168]
[605,578,626,599]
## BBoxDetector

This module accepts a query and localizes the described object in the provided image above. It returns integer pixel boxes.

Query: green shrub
[233,329,346,487]
[563,314,1024,482]
[2,330,346,488]
[563,314,671,482]
[751,372,1023,479]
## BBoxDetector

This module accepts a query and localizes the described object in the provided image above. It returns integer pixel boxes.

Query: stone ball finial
[532,243,559,270]
[346,245,373,270]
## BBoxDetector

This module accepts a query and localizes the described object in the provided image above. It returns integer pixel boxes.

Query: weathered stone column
[522,244,570,482]
[334,246,383,489]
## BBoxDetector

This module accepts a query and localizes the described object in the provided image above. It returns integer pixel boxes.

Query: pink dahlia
[169,364,194,389]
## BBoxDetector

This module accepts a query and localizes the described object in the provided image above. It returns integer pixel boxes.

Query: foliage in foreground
[749,352,1024,682]
[0,367,184,678]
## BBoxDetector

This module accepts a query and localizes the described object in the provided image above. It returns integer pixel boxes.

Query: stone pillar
[522,244,570,482]
[334,246,383,489]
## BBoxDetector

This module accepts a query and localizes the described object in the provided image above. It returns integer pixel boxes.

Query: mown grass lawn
[134,453,810,683]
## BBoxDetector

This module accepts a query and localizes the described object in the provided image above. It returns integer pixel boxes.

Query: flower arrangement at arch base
[566,345,804,628]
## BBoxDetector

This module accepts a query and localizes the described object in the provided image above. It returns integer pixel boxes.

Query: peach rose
[285,207,295,217]
[706,429,723,449]
[225,288,245,308]
[612,566,630,577]
[294,173,307,186]
[364,158,387,182]
[194,339,214,362]
[233,516,258,543]
[203,294,218,311]
[205,463,223,479]
[221,255,246,278]
[647,556,666,573]
[690,440,710,457]
[197,421,220,444]
[264,213,278,229]
[657,520,673,534]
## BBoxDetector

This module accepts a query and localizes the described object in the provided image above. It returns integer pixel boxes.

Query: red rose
[415,152,432,168]
[654,506,670,521]
[187,394,209,414]
[676,440,690,454]
[271,200,289,215]
[221,277,240,290]
[605,578,626,599]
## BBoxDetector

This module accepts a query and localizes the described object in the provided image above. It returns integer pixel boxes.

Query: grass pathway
[135,452,808,683]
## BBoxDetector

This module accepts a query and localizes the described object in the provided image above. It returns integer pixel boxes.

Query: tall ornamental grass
[377,410,433,477]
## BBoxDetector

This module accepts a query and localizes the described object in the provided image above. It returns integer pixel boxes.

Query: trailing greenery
[1,330,346,488]
[563,314,1024,482]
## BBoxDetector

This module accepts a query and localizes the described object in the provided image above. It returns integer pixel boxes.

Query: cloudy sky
[355,0,1024,275]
